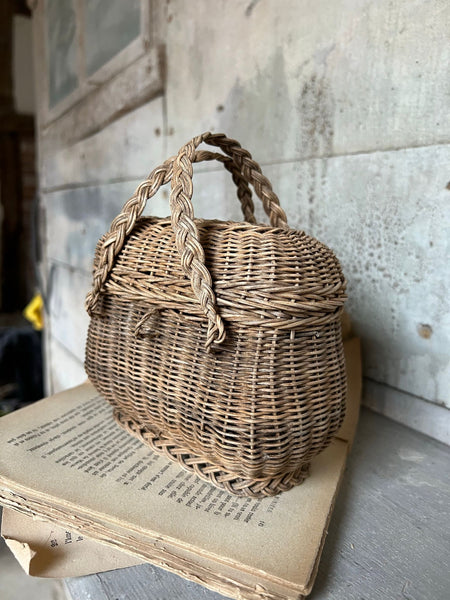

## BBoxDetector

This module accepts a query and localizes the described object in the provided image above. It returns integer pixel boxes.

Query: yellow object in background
[24,294,44,331]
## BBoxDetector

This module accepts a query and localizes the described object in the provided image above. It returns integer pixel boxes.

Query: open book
[0,338,360,599]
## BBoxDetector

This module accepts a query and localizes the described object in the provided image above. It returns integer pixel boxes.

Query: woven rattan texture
[85,133,347,497]
[113,408,311,497]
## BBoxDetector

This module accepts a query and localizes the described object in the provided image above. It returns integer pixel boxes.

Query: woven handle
[195,150,256,223]
[86,132,288,349]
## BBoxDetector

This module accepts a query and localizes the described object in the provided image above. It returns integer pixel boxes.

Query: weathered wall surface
[34,0,449,442]
[13,15,34,115]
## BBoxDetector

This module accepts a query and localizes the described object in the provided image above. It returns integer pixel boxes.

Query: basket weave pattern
[85,133,347,497]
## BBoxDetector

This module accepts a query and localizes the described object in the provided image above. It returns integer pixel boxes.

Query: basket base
[113,408,310,498]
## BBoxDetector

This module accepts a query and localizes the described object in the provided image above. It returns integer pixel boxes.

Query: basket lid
[99,217,346,328]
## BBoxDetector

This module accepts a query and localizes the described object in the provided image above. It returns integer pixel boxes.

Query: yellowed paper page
[1,509,144,577]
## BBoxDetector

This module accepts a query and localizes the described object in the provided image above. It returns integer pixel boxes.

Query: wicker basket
[85,132,347,497]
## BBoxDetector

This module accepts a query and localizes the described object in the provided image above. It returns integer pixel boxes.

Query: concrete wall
[34,0,449,443]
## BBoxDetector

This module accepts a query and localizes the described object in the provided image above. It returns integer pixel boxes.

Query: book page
[1,509,143,577]
[0,338,360,591]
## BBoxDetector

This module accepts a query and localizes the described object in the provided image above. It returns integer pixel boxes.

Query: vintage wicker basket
[85,132,347,497]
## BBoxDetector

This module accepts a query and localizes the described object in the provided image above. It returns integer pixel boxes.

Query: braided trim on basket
[114,409,310,498]
[171,139,226,348]
[202,132,288,229]
[196,150,256,224]
[85,152,254,319]
[86,133,288,349]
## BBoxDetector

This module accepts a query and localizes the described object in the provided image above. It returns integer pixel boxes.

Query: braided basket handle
[86,133,288,349]
[196,133,288,229]
[196,149,257,224]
